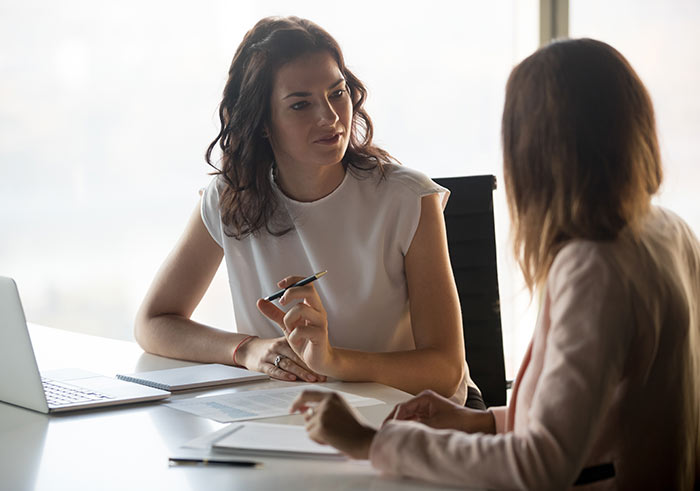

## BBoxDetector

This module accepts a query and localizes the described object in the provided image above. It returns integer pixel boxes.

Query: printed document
[166,384,381,423]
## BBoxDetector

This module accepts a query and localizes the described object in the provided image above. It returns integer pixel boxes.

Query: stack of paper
[211,421,344,459]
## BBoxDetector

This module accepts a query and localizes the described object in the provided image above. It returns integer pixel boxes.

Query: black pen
[263,270,327,301]
[168,457,261,467]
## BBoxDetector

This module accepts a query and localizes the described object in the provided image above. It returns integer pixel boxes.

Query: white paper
[166,384,381,423]
[214,422,343,457]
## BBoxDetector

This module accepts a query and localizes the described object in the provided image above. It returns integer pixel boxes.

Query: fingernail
[307,376,317,382]
[287,374,296,381]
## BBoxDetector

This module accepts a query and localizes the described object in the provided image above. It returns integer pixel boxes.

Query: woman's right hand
[236,336,327,383]
[383,390,495,434]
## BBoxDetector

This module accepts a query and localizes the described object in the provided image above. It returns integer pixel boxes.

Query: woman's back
[522,205,700,488]
[601,206,700,488]
[367,206,700,489]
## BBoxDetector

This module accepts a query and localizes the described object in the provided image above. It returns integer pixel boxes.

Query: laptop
[0,276,170,413]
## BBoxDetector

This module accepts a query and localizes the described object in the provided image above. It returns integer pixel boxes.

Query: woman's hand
[236,335,326,383]
[257,275,335,374]
[384,390,496,434]
[290,390,376,460]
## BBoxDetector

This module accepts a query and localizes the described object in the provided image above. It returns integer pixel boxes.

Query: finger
[277,343,326,381]
[277,275,305,288]
[394,399,425,421]
[286,324,322,351]
[306,421,327,445]
[277,355,319,383]
[301,406,317,422]
[388,398,428,422]
[417,389,444,404]
[283,303,326,331]
[305,415,330,446]
[256,298,288,332]
[289,390,331,413]
[263,363,297,381]
[279,283,324,311]
[278,343,313,370]
[382,404,400,426]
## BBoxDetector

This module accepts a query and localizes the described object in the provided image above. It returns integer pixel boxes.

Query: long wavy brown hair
[205,16,396,239]
[502,38,662,291]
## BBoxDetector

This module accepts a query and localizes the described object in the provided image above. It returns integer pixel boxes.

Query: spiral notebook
[116,363,267,391]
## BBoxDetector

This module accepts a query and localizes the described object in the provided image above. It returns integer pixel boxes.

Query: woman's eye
[330,89,345,98]
[290,101,309,110]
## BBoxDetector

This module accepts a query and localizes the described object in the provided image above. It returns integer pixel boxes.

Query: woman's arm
[258,193,466,397]
[134,202,324,382]
[367,244,633,489]
[327,193,465,396]
[134,202,241,363]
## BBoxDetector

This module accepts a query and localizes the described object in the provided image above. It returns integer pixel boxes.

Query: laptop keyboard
[42,378,114,407]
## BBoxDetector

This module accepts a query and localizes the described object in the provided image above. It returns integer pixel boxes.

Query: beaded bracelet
[232,335,257,367]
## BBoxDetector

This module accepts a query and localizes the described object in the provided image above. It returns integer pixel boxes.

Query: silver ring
[274,354,285,368]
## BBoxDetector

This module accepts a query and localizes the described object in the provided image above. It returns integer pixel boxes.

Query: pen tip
[317,270,327,278]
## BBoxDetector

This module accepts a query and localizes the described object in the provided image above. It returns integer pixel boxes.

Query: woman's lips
[315,133,341,145]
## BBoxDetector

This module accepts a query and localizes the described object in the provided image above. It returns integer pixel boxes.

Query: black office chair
[434,175,507,408]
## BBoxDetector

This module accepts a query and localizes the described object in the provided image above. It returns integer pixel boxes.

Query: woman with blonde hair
[291,38,700,489]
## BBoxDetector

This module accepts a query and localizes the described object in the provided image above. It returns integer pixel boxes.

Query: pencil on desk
[264,271,327,302]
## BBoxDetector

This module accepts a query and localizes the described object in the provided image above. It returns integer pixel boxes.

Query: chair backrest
[434,175,507,407]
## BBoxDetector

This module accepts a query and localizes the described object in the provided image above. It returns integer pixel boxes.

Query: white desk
[1,325,449,491]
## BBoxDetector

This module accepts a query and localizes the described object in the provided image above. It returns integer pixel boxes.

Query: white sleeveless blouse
[201,163,471,402]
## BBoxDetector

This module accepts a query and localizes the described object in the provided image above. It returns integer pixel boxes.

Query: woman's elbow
[133,307,157,353]
[432,354,465,398]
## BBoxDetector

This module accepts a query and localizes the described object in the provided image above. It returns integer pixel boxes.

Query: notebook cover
[116,363,267,391]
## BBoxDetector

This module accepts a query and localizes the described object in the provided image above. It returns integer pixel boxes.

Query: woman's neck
[274,162,345,202]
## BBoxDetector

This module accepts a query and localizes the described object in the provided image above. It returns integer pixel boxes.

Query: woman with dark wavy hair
[134,16,481,405]
[290,39,700,490]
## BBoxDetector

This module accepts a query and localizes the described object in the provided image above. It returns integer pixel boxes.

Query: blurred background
[1,0,698,379]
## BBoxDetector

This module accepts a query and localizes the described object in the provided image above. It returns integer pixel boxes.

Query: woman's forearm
[325,347,465,398]
[134,313,246,365]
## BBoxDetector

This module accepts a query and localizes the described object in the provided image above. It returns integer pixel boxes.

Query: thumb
[257,298,287,331]
[395,398,429,421]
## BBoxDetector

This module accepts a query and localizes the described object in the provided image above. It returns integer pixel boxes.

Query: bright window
[570,0,700,237]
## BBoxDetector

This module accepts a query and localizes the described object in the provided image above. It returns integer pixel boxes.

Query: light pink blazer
[370,207,700,490]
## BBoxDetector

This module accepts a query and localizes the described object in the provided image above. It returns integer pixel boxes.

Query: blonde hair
[502,39,662,291]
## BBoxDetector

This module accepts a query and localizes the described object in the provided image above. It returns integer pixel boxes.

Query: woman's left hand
[383,389,496,434]
[257,276,334,374]
[290,390,376,459]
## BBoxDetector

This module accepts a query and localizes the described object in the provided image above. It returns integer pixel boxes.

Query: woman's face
[266,50,353,175]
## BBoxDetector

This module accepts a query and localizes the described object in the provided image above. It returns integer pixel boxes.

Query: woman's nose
[316,100,339,127]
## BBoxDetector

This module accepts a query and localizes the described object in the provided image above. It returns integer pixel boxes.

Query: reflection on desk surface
[0,406,48,491]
